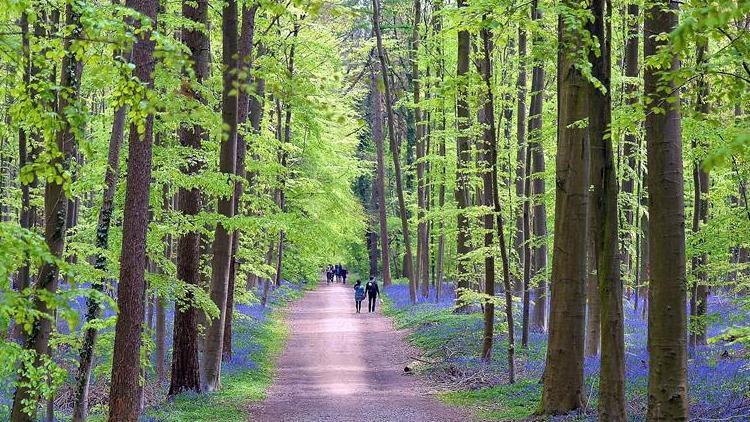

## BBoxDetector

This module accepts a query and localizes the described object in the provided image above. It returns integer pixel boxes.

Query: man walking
[340,267,348,284]
[365,277,380,313]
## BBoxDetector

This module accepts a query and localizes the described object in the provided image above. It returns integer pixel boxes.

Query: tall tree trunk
[412,0,429,299]
[108,0,158,419]
[521,144,531,348]
[372,0,416,299]
[479,25,496,362]
[72,102,127,422]
[621,3,639,275]
[12,4,83,419]
[588,2,626,417]
[202,0,239,393]
[432,0,445,299]
[453,0,472,310]
[689,42,710,348]
[273,24,298,289]
[222,2,259,362]
[513,25,528,295]
[644,0,688,419]
[168,0,208,397]
[370,64,392,287]
[481,31,516,381]
[528,0,547,332]
[539,1,590,413]
[14,12,33,332]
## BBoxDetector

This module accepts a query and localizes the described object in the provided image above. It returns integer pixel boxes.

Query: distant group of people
[353,277,380,314]
[323,264,380,314]
[325,264,347,284]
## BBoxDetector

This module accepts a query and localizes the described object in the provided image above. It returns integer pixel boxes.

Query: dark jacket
[365,281,379,298]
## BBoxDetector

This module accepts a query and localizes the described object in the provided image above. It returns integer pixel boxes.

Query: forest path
[248,281,469,421]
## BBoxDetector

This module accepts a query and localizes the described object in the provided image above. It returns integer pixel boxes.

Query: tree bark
[14,12,33,329]
[521,143,531,348]
[432,0,445,299]
[539,1,590,413]
[202,0,239,393]
[370,64,392,287]
[12,4,83,419]
[372,0,416,298]
[72,102,127,421]
[479,25,496,362]
[528,0,547,332]
[108,0,158,419]
[644,1,688,419]
[513,25,528,295]
[168,0,208,397]
[588,3,626,416]
[689,42,710,348]
[412,0,428,300]
[620,3,639,275]
[584,242,600,357]
[453,0,472,309]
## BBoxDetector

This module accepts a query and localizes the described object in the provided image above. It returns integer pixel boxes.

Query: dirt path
[249,282,469,421]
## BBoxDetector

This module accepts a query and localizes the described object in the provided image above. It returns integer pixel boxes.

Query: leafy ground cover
[383,282,750,421]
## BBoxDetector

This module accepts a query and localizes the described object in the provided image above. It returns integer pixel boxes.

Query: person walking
[365,277,380,313]
[353,280,366,313]
[326,266,333,285]
[334,264,342,283]
[340,267,348,284]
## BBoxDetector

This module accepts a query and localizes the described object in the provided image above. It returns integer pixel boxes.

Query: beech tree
[644,0,688,419]
[540,0,590,413]
[108,0,159,419]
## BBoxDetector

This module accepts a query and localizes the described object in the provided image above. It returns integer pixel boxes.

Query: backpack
[354,285,366,300]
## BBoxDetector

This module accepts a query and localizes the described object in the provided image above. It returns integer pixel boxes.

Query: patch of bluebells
[0,279,306,419]
[224,279,306,374]
[385,283,750,420]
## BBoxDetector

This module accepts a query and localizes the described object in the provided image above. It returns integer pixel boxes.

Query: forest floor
[383,282,750,421]
[248,282,470,422]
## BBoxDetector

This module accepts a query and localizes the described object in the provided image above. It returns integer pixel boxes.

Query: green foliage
[439,378,540,421]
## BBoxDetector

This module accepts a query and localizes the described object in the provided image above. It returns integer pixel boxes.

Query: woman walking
[353,280,366,313]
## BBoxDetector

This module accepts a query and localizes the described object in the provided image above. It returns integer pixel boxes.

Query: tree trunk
[585,242,600,357]
[453,0,472,310]
[108,0,158,419]
[412,0,428,300]
[14,12,33,333]
[221,2,258,363]
[372,0,416,299]
[202,0,239,393]
[370,65,392,286]
[620,3,639,275]
[589,2,626,416]
[513,25,528,295]
[168,0,208,397]
[528,0,547,332]
[479,25,496,362]
[644,1,688,419]
[12,4,83,419]
[689,42,710,348]
[539,1,590,413]
[432,0,445,300]
[71,102,126,422]
[521,143,531,348]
